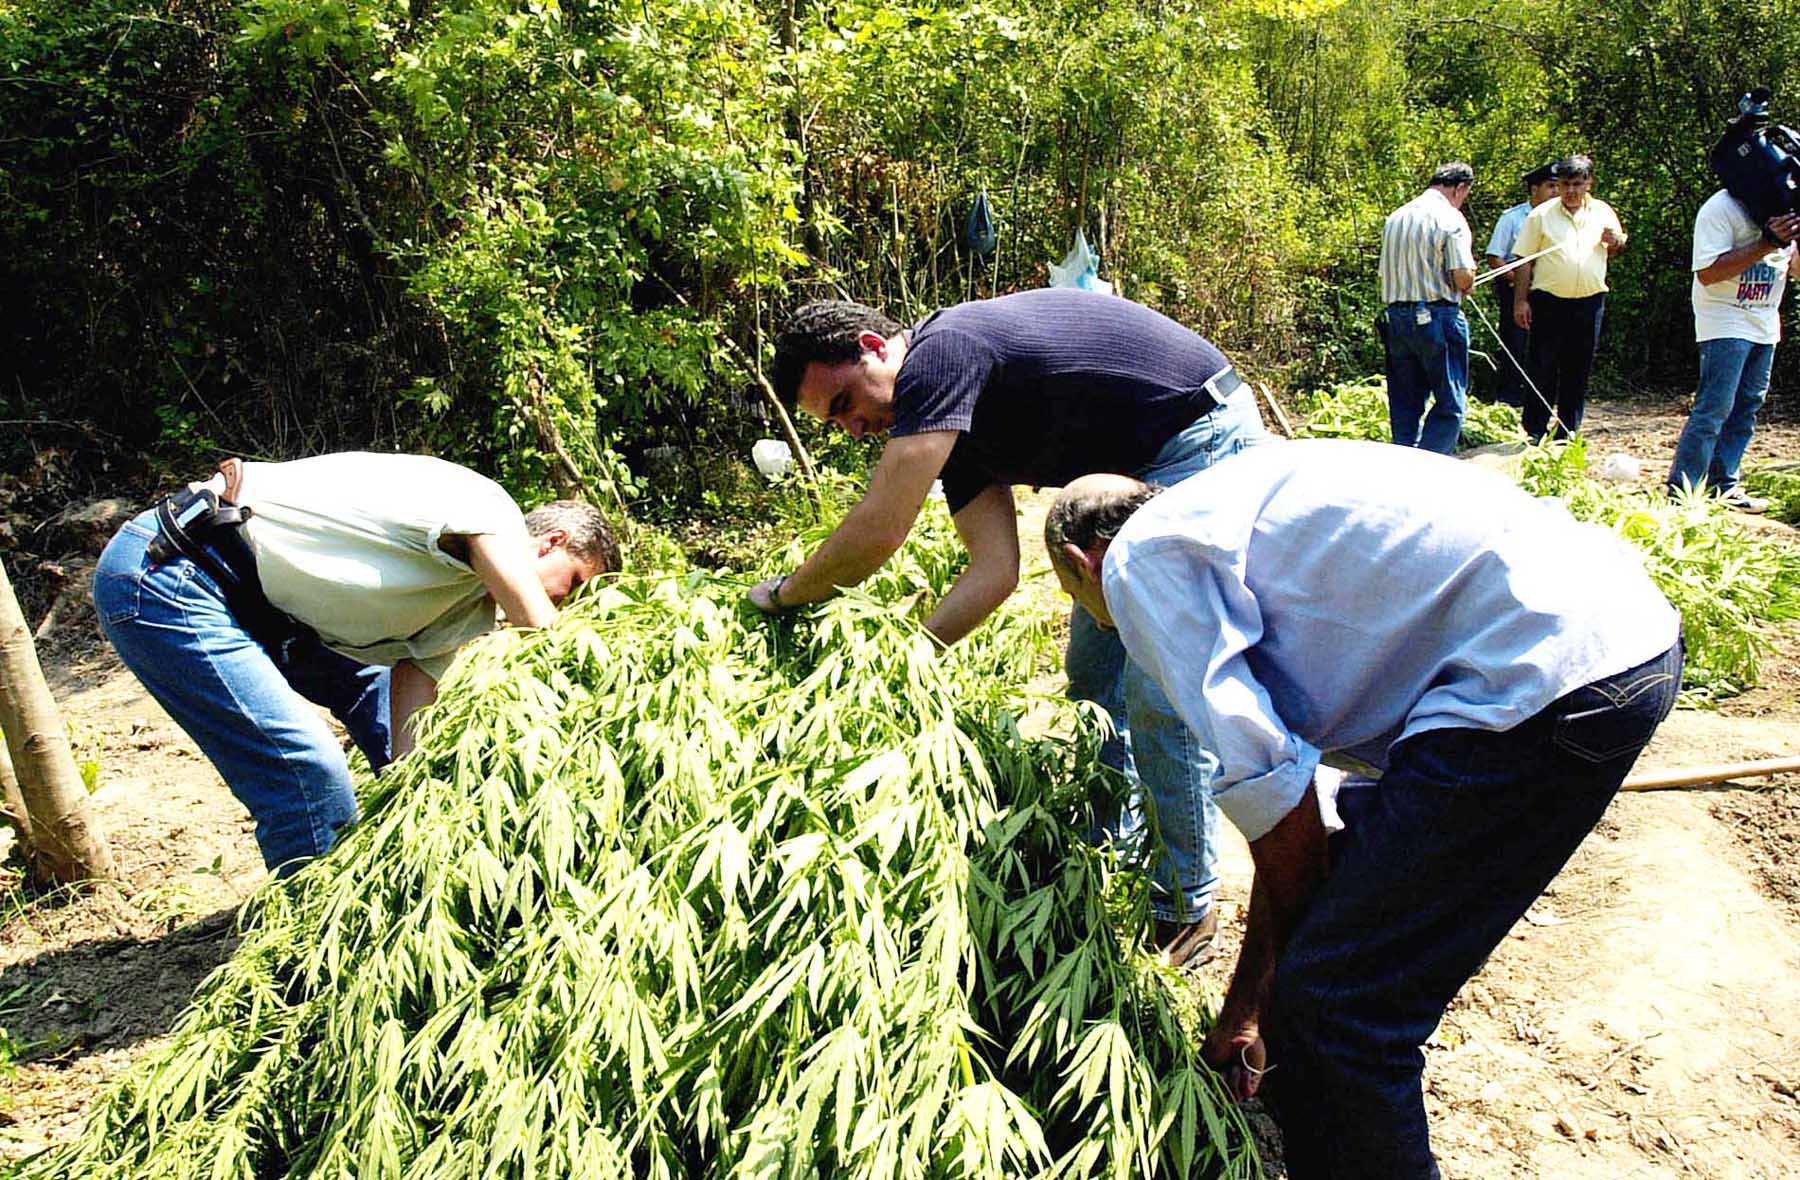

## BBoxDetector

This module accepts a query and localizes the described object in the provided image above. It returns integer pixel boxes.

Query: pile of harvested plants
[8,506,1259,1180]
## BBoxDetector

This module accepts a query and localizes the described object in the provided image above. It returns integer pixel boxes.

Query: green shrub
[1517,440,1800,700]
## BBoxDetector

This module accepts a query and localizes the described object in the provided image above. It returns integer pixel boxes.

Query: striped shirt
[1379,187,1475,304]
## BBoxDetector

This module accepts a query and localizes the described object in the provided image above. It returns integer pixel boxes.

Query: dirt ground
[2,399,1798,1176]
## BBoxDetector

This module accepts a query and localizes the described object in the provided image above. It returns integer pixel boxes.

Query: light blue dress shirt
[1486,200,1532,262]
[1102,440,1679,841]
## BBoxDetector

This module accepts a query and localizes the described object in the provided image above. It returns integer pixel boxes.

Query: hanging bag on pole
[964,189,998,256]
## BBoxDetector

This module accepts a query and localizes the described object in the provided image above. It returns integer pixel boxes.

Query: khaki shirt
[239,453,527,679]
[1515,195,1623,299]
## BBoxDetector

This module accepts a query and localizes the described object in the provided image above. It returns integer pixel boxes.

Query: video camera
[1710,87,1800,228]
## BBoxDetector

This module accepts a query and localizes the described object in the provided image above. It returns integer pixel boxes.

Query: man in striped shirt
[1378,163,1477,454]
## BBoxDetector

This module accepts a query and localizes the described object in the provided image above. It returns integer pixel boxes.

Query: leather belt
[147,485,315,659]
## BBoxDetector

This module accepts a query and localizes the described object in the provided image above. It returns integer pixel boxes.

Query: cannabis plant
[8,503,1258,1180]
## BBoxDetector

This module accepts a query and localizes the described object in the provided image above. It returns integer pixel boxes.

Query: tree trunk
[1,739,33,851]
[0,555,116,883]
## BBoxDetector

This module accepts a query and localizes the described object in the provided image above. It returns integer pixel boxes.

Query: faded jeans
[1264,640,1682,1179]
[1384,301,1469,455]
[1065,380,1269,922]
[1666,336,1775,495]
[94,510,392,876]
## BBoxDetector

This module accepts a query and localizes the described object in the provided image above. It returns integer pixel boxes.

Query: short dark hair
[524,500,621,574]
[1431,162,1475,188]
[772,300,902,411]
[1553,154,1594,180]
[1043,479,1162,567]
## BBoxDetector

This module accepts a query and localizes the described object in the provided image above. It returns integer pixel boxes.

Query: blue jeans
[1065,382,1268,922]
[94,510,392,876]
[1384,302,1469,454]
[1263,641,1682,1179]
[1666,336,1775,495]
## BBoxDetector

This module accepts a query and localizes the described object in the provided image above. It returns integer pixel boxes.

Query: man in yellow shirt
[1511,155,1629,440]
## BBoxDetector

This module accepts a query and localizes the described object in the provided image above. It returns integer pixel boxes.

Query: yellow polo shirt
[1514,195,1623,299]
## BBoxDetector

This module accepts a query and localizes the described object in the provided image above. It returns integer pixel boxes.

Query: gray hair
[1431,161,1475,188]
[525,500,621,573]
[1553,154,1594,180]
[1043,478,1161,566]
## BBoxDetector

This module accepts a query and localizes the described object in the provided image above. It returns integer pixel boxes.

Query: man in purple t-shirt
[747,289,1270,964]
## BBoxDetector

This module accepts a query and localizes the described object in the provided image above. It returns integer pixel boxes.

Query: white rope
[1464,286,1565,439]
[1471,242,1564,289]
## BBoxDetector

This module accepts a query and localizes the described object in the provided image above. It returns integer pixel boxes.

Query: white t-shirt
[239,453,528,678]
[1692,189,1793,344]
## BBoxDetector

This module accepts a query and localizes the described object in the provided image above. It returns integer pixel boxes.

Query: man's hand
[748,576,789,616]
[1512,260,1533,329]
[1765,211,1800,246]
[1601,225,1628,255]
[1202,1025,1268,1102]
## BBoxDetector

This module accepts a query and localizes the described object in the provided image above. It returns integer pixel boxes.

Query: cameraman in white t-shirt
[1666,195,1800,511]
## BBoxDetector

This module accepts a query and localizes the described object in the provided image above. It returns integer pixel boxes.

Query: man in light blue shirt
[1484,162,1559,406]
[1044,439,1681,1180]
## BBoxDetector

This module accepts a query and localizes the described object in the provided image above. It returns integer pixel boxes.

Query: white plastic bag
[1597,453,1642,483]
[751,439,793,480]
[1047,227,1113,295]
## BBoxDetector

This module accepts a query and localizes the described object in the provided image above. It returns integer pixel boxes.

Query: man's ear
[534,527,568,557]
[1059,542,1100,585]
[857,329,890,360]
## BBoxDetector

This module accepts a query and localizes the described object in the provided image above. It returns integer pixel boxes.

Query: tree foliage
[1,0,1794,506]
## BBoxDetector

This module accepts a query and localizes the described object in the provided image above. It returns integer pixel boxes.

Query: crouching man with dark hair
[751,289,1272,965]
[95,453,618,876]
[1045,439,1681,1179]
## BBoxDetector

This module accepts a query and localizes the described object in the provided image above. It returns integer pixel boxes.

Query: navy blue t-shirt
[890,289,1231,513]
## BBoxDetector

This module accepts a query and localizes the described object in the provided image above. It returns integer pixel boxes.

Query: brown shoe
[1151,910,1218,970]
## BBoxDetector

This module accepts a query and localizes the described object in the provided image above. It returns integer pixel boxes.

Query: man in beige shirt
[94,453,618,875]
[1510,155,1629,440]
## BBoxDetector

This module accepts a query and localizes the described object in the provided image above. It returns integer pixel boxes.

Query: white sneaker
[1719,487,1770,514]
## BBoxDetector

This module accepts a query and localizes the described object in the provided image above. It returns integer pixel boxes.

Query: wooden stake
[1258,382,1295,439]
[1621,755,1800,792]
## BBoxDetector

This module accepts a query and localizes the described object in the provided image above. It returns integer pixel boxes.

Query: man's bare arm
[752,430,958,609]
[1512,260,1534,329]
[922,483,1020,645]
[1201,784,1331,1099]
[1696,213,1800,284]
[466,532,557,628]
[389,659,438,758]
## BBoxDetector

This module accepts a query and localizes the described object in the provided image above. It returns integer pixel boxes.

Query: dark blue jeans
[1489,277,1528,407]
[1263,641,1682,1180]
[1384,302,1469,455]
[1523,291,1606,441]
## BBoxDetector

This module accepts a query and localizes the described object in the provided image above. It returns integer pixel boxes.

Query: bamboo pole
[1621,755,1800,792]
